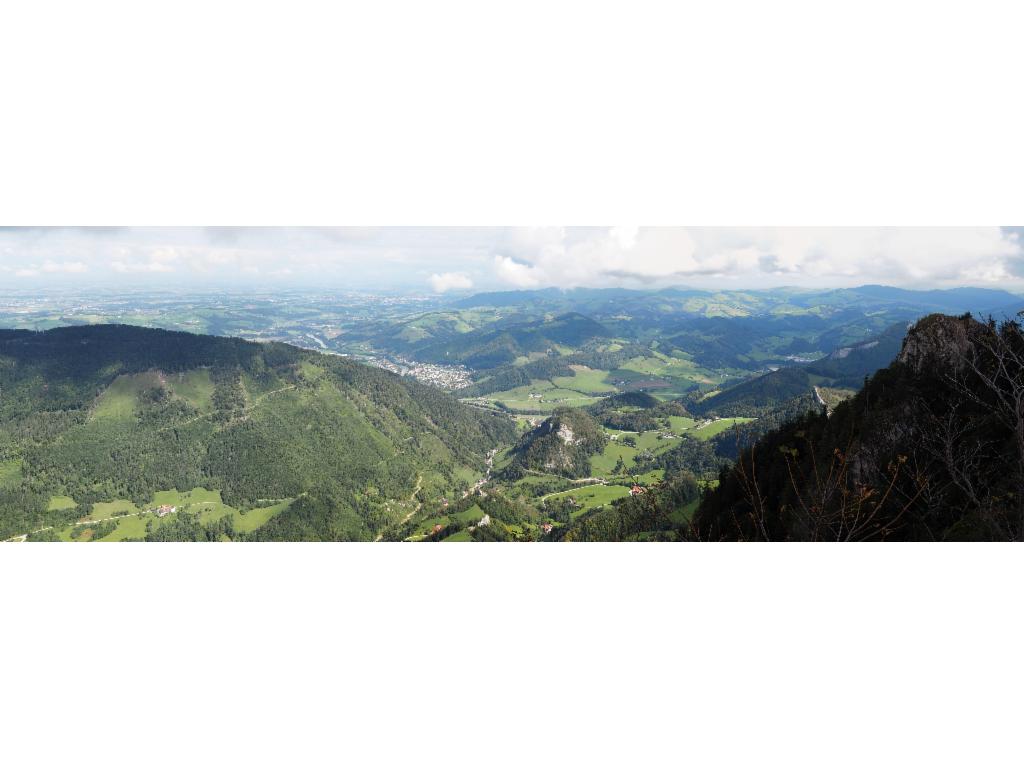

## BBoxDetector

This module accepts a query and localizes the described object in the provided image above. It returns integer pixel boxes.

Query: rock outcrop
[505,407,606,478]
[897,313,982,373]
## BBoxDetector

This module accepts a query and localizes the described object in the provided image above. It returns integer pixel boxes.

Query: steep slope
[0,325,514,540]
[692,314,1024,541]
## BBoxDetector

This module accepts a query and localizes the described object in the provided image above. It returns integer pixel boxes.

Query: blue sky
[1,227,1022,294]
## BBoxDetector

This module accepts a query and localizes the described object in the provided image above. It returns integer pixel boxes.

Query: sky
[1,227,1022,295]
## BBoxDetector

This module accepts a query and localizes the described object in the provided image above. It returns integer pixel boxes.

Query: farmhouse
[156,504,177,517]
[540,522,553,534]
[629,485,646,496]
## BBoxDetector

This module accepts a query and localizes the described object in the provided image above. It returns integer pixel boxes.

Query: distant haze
[1,226,1022,295]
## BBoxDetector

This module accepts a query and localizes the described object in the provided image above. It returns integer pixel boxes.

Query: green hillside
[0,325,514,541]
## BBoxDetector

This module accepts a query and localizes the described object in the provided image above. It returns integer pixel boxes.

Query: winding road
[374,473,423,541]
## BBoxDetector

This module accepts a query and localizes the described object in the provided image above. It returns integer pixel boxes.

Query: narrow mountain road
[374,473,423,541]
[462,449,497,498]
[3,499,227,543]
[157,383,297,433]
[539,481,608,502]
[252,384,298,404]
[6,510,150,542]
[381,449,496,541]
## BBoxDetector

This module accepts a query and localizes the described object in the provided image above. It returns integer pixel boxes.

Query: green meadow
[168,369,215,411]
[0,459,23,489]
[543,483,632,517]
[689,417,755,440]
[91,373,160,420]
[38,487,294,541]
[46,495,77,512]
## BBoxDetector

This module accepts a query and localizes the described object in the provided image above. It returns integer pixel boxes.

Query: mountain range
[3,283,1022,542]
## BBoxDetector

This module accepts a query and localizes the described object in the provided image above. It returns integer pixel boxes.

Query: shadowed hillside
[693,314,1024,541]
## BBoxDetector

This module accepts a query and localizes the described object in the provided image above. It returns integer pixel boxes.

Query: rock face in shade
[692,313,1024,541]
[897,313,983,374]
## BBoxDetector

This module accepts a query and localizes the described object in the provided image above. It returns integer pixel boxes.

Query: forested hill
[503,407,606,479]
[0,324,514,541]
[688,321,907,418]
[692,313,1024,541]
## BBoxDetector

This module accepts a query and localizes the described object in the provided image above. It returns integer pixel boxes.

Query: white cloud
[493,255,543,287]
[110,259,175,273]
[492,228,702,286]
[488,227,1024,290]
[428,271,473,293]
[9,260,87,277]
[41,260,88,273]
[610,226,639,249]
[0,227,1021,291]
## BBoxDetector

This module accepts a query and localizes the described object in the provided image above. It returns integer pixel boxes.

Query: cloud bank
[429,272,473,293]
[0,227,1021,292]
[487,227,1024,290]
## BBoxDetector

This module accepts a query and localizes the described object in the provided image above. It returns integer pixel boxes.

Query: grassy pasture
[480,374,614,413]
[543,483,631,516]
[0,459,22,489]
[235,500,293,533]
[88,500,139,519]
[452,503,486,524]
[42,487,295,541]
[91,373,162,420]
[552,366,617,393]
[667,416,697,432]
[410,515,449,537]
[689,417,755,440]
[99,514,150,541]
[47,495,77,512]
[169,369,214,411]
[591,441,639,475]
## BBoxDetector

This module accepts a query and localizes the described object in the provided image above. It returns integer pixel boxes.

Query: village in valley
[364,355,473,390]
